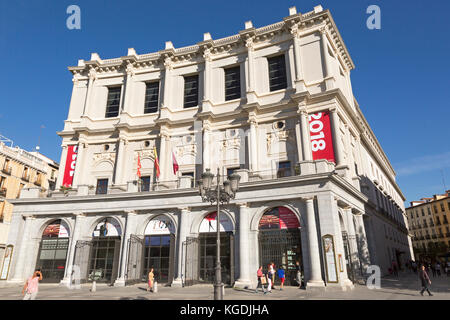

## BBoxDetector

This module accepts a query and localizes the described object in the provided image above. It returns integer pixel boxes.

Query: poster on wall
[144,216,176,235]
[199,212,233,233]
[308,112,336,163]
[259,207,300,230]
[62,145,78,187]
[92,218,122,237]
[0,245,13,280]
[322,235,338,283]
[42,220,70,238]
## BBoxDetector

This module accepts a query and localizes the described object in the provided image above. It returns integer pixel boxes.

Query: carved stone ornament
[134,149,155,161]
[163,56,174,70]
[221,137,241,151]
[93,152,116,163]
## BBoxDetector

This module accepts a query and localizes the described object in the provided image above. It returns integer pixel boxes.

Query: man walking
[22,269,43,300]
[419,265,433,296]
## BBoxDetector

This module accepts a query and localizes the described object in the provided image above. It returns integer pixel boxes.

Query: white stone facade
[3,6,412,290]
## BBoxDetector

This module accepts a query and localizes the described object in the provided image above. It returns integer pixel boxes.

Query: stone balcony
[19,159,342,199]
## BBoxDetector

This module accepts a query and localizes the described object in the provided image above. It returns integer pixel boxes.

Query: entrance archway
[258,207,302,286]
[88,218,122,284]
[143,215,176,285]
[198,212,234,285]
[35,219,70,283]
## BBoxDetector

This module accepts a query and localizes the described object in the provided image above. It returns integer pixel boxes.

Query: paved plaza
[0,272,449,300]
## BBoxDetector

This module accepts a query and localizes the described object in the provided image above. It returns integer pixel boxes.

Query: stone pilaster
[172,207,190,287]
[305,197,325,289]
[234,203,252,288]
[60,212,85,286]
[10,215,35,283]
[114,210,137,286]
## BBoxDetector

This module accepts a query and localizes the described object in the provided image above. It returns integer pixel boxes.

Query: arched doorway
[88,218,122,284]
[143,216,176,285]
[258,207,302,286]
[35,219,70,283]
[198,212,235,285]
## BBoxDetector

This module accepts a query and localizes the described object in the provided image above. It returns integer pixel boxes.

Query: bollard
[153,281,158,293]
[91,280,96,292]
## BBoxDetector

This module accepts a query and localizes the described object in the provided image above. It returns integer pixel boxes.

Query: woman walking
[295,261,302,288]
[419,265,433,296]
[267,264,273,293]
[147,268,154,292]
[255,266,267,294]
[22,269,43,300]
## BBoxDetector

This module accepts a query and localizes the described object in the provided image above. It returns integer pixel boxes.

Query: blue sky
[0,0,449,205]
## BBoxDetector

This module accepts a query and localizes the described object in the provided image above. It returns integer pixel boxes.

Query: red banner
[62,145,78,187]
[309,111,336,163]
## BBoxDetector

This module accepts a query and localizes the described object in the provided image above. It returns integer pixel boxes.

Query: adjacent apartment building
[2,5,412,290]
[406,190,450,259]
[0,138,58,275]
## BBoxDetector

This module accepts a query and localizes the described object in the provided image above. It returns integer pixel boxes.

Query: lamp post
[198,167,240,300]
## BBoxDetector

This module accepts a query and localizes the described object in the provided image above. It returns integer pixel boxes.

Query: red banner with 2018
[62,145,78,187]
[308,111,336,163]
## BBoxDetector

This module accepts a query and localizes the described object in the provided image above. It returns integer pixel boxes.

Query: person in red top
[22,269,43,300]
[254,266,267,294]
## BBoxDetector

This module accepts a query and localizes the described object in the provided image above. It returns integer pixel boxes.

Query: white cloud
[395,151,450,176]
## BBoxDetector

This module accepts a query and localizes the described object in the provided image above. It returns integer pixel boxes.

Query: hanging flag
[137,154,142,178]
[154,147,160,179]
[172,151,179,175]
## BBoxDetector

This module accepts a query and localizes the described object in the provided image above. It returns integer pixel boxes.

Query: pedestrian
[392,260,398,277]
[430,263,436,277]
[295,261,302,288]
[436,262,441,277]
[419,265,433,296]
[22,269,43,300]
[270,262,276,289]
[277,266,285,291]
[255,266,267,294]
[266,264,273,293]
[147,268,154,292]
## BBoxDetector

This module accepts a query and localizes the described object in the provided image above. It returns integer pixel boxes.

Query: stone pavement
[0,271,448,300]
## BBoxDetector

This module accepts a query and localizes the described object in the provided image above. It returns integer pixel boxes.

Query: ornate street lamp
[198,167,240,300]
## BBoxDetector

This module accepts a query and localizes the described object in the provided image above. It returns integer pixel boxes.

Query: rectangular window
[105,87,121,118]
[144,82,160,114]
[224,66,241,101]
[268,55,287,91]
[183,75,199,108]
[96,179,108,195]
[277,161,291,178]
[440,203,445,211]
[140,176,151,192]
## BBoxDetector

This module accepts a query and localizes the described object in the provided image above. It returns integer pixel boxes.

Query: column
[83,69,96,116]
[173,207,190,287]
[122,64,135,113]
[202,48,212,112]
[71,141,86,188]
[161,56,172,109]
[355,213,371,273]
[305,197,325,288]
[56,146,68,189]
[320,27,333,90]
[202,122,210,171]
[249,119,259,173]
[114,138,127,186]
[344,207,361,278]
[60,212,85,286]
[235,203,252,288]
[300,108,313,161]
[115,210,137,286]
[245,37,257,103]
[10,215,34,282]
[330,108,345,169]
[290,24,306,92]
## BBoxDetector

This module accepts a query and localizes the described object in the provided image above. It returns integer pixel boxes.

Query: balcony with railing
[1,165,11,175]
[35,176,42,186]
[22,172,30,182]
[0,188,6,198]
